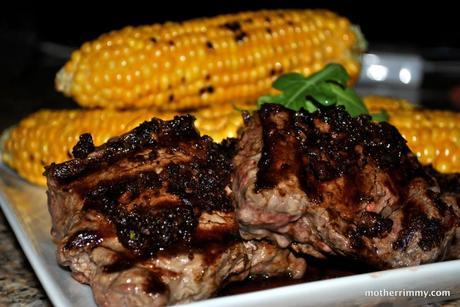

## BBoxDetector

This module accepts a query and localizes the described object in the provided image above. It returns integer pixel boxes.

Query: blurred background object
[1,1,460,131]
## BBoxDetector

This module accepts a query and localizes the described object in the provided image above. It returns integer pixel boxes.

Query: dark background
[1,1,460,130]
[4,2,459,48]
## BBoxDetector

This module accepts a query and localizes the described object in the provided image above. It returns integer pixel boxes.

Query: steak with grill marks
[233,104,459,269]
[45,115,306,307]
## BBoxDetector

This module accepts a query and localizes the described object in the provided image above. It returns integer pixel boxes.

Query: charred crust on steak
[81,164,234,257]
[116,205,197,257]
[255,104,418,193]
[425,165,460,194]
[144,273,169,295]
[45,115,200,184]
[393,200,445,252]
[426,189,449,215]
[255,104,301,191]
[72,133,95,159]
[165,161,233,213]
[220,137,238,160]
[349,212,394,248]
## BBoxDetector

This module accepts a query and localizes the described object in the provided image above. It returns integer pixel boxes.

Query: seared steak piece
[46,115,305,306]
[424,167,460,259]
[426,166,460,219]
[233,104,459,269]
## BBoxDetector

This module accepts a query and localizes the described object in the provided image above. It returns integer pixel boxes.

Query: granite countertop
[0,210,50,307]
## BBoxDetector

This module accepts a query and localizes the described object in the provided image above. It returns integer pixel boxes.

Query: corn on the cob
[56,9,364,110]
[391,110,460,173]
[364,95,414,113]
[1,104,242,186]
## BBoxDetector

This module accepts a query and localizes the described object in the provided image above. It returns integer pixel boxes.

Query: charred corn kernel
[56,9,364,110]
[1,105,243,186]
[365,95,460,173]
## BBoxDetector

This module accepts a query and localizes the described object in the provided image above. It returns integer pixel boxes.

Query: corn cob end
[55,67,73,97]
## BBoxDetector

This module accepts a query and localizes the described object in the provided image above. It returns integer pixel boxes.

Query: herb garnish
[257,63,388,121]
[129,230,136,240]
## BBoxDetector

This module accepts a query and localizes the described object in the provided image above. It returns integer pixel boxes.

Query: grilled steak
[424,167,460,259]
[233,104,459,269]
[45,115,305,306]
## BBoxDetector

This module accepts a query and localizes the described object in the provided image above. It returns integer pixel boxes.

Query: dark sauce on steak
[64,230,103,250]
[255,104,414,192]
[144,273,169,295]
[45,115,200,184]
[81,152,234,257]
[51,115,236,258]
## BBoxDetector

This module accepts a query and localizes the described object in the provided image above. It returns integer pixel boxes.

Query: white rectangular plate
[1,162,460,307]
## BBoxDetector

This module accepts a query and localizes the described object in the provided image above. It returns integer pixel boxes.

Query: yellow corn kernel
[56,9,365,110]
[364,95,414,113]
